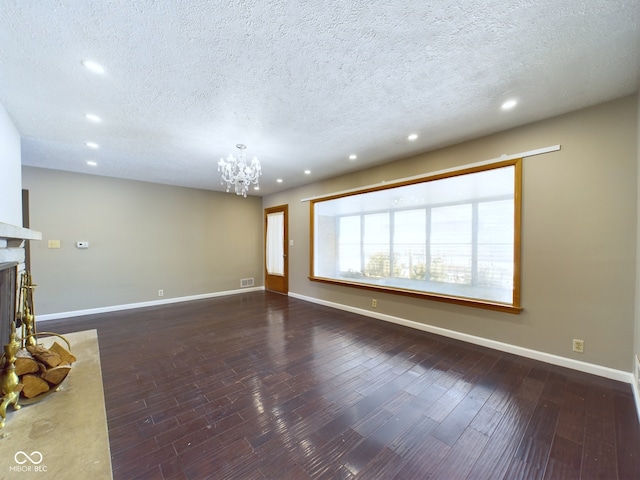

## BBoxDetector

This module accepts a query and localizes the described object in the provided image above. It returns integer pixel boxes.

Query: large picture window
[310,159,522,313]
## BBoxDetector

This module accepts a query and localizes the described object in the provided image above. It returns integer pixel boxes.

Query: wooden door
[264,205,288,294]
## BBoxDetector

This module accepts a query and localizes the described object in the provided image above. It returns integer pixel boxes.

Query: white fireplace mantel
[0,221,41,264]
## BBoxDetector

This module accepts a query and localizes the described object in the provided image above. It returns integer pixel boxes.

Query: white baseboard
[288,291,634,386]
[37,286,265,321]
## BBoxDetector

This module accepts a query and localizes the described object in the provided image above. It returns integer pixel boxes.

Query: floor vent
[240,278,254,288]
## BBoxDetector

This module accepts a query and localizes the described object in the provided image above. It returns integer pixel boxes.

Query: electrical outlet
[572,339,584,353]
[372,299,377,308]
[158,289,164,297]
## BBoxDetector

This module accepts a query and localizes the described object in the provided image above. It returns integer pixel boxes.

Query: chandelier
[217,144,262,197]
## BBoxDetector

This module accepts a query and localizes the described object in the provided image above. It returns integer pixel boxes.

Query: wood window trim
[309,158,523,314]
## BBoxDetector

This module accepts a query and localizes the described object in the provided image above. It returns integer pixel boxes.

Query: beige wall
[265,95,638,372]
[0,103,22,226]
[22,168,264,315]
[636,90,640,375]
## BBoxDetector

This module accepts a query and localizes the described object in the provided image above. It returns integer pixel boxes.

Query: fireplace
[0,222,41,338]
[0,221,42,428]
[0,261,18,349]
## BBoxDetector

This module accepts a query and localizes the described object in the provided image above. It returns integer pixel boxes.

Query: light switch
[48,239,61,249]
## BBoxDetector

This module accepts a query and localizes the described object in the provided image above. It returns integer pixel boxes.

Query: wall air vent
[240,278,254,288]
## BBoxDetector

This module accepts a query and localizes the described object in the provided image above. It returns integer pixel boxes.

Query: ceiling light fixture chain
[217,143,262,197]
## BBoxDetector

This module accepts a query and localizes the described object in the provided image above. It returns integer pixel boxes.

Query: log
[49,342,76,365]
[26,345,62,368]
[21,374,50,398]
[42,365,72,385]
[15,356,40,376]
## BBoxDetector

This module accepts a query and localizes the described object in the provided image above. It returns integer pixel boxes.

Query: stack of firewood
[14,342,76,399]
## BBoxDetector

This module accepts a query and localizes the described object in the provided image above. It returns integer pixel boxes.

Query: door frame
[264,204,288,294]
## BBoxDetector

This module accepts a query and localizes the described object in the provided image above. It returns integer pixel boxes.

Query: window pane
[338,215,361,275]
[363,213,390,277]
[266,212,284,275]
[430,204,472,284]
[478,200,514,289]
[314,213,337,278]
[393,209,426,279]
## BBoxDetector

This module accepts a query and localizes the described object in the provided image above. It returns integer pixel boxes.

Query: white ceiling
[1,1,639,196]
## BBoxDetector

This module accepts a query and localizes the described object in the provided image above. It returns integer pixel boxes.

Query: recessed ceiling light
[86,161,97,166]
[85,113,101,122]
[85,142,99,149]
[349,154,357,160]
[81,60,105,74]
[254,186,260,191]
[277,179,283,183]
[408,133,418,141]
[304,170,311,175]
[501,99,517,110]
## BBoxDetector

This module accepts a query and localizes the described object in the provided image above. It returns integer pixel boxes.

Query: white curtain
[266,212,284,276]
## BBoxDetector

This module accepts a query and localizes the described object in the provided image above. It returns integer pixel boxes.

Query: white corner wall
[0,103,22,226]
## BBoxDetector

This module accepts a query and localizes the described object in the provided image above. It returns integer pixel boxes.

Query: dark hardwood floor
[43,291,640,479]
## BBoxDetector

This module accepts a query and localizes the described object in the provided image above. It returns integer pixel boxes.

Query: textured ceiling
[1,1,639,196]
